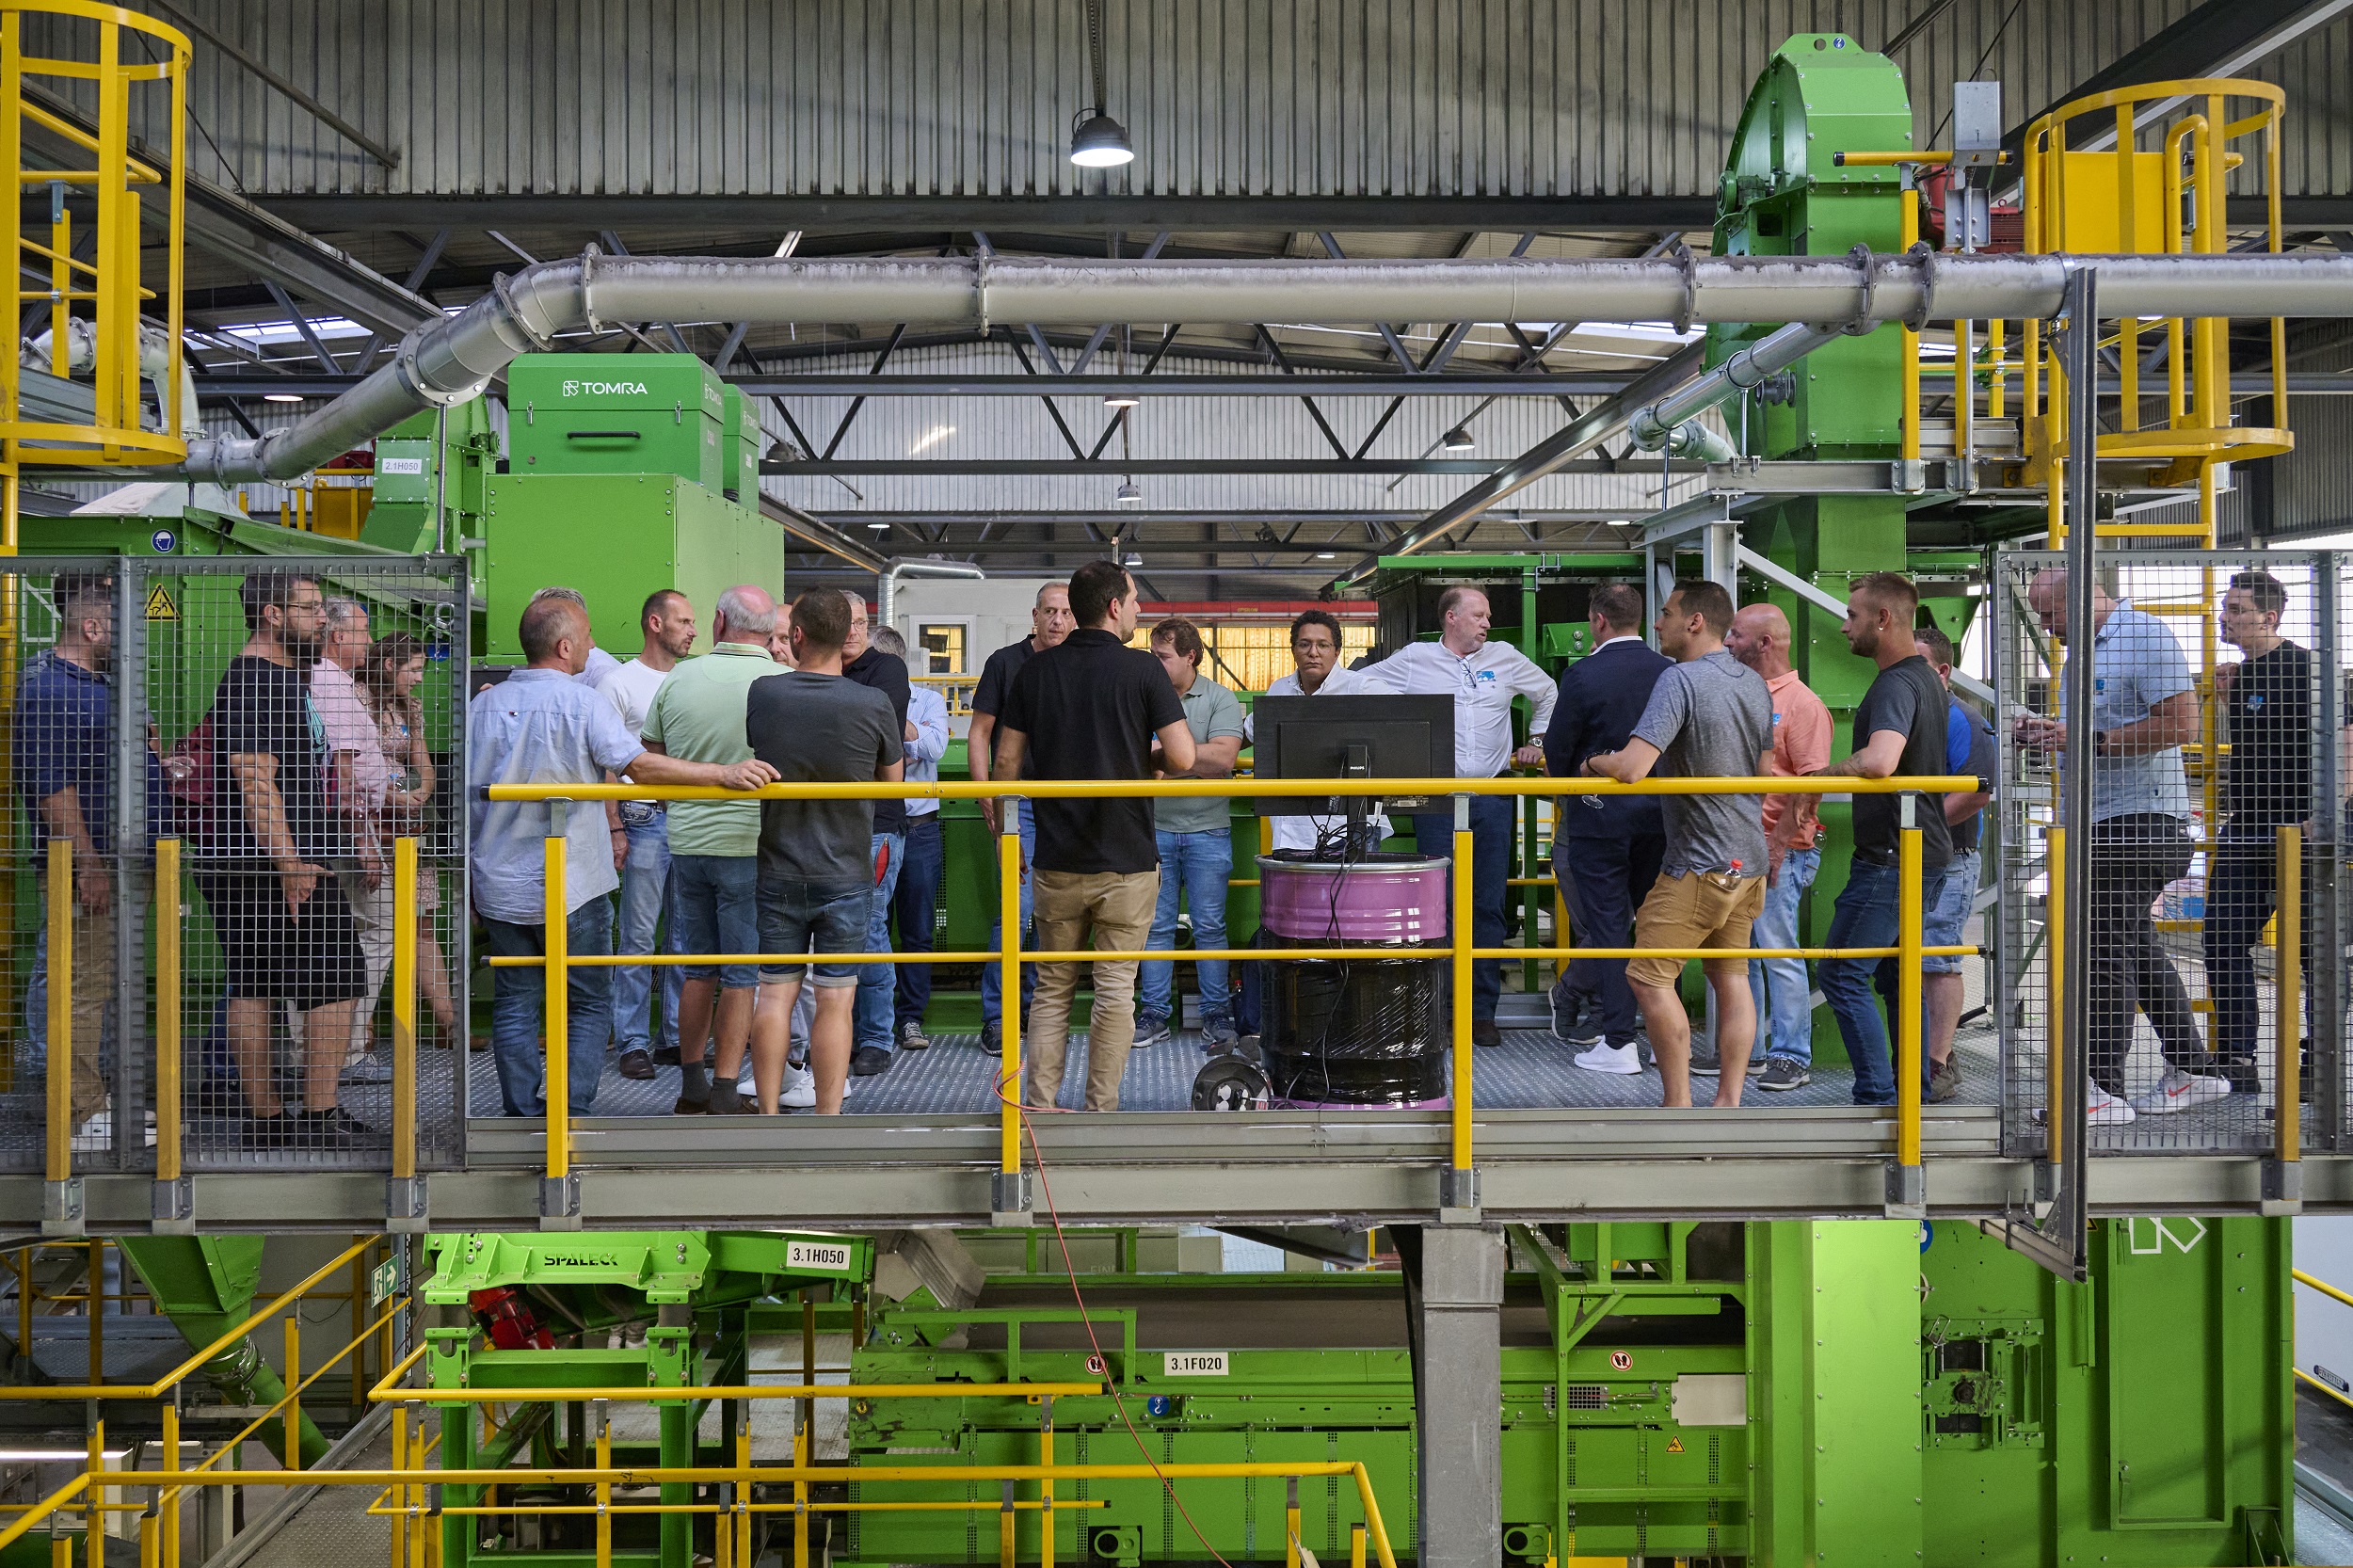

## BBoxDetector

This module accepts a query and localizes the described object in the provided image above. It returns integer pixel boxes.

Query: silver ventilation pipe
[184,249,2353,486]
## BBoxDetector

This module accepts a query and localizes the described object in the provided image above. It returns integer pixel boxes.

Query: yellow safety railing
[488,774,1983,1202]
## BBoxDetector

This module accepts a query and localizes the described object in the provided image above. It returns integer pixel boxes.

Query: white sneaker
[70,1108,157,1151]
[1571,1041,1642,1076]
[2129,1067,2233,1116]
[2086,1085,2137,1126]
[779,1063,817,1110]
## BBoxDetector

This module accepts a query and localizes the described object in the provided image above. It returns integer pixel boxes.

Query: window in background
[918,622,967,674]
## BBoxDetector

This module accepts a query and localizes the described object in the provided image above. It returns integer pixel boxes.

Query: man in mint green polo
[641,584,782,1113]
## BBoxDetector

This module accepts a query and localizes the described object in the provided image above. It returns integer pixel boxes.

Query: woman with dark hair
[356,633,467,1048]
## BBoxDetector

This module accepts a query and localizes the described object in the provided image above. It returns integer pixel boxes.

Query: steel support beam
[1414,1225,1505,1568]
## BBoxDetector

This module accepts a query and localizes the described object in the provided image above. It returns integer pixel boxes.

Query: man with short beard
[196,571,373,1150]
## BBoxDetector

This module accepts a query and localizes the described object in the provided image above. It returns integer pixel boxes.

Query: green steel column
[652,1307,696,1568]
[1748,1220,1923,1566]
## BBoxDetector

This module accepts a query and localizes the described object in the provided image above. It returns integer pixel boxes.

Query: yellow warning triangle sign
[143,584,176,620]
[1665,1437,1685,1454]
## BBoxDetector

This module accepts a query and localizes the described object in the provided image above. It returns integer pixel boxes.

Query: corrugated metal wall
[38,0,2345,202]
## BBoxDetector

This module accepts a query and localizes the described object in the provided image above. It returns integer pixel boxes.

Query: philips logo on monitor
[560,379,649,397]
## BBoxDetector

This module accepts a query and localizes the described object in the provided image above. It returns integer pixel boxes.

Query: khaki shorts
[1625,871,1767,989]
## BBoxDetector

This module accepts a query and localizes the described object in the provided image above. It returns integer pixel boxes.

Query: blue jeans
[756,878,874,988]
[893,814,944,1030]
[1415,793,1515,1024]
[485,895,614,1118]
[856,831,906,1053]
[670,853,761,988]
[1748,845,1821,1064]
[1817,860,1946,1105]
[981,802,1038,1027]
[1139,827,1234,1030]
[610,804,680,1055]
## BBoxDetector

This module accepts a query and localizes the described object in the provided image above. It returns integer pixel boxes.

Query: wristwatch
[2090,729,2108,757]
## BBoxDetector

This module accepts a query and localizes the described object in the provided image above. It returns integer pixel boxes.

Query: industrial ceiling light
[263,392,304,404]
[1113,480,1144,507]
[1070,112,1135,168]
[1103,389,1141,408]
[1068,1,1135,168]
[866,520,890,531]
[1122,551,1144,568]
[1440,425,1476,451]
[1315,551,1337,559]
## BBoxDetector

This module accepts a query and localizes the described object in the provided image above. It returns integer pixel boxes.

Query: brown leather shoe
[1472,1019,1502,1048]
[616,1049,656,1081]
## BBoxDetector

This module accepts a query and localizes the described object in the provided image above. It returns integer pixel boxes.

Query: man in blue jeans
[1725,603,1833,1091]
[1136,617,1248,1047]
[1815,573,1952,1106]
[883,628,952,1052]
[468,594,775,1117]
[593,588,696,1079]
[840,594,914,1077]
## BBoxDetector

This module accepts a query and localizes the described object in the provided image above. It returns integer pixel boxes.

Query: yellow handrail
[2296,1269,2353,1311]
[487,775,1986,803]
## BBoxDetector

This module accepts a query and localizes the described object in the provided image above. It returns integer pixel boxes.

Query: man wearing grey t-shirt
[1583,581,1773,1108]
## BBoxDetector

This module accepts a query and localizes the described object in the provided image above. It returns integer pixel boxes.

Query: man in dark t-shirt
[839,592,916,1077]
[744,589,904,1114]
[2206,569,2316,1087]
[968,583,1075,1051]
[195,571,370,1150]
[1818,572,1952,1107]
[994,563,1193,1111]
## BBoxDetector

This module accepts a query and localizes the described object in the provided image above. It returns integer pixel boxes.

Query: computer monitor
[1252,693,1455,820]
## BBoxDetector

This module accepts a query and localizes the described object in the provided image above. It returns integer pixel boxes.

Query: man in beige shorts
[1580,581,1775,1108]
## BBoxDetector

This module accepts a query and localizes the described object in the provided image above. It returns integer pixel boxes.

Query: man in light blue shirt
[468,595,776,1117]
[878,628,952,1051]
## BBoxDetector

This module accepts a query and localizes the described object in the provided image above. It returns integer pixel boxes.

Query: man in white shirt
[311,597,387,1078]
[1364,586,1555,1045]
[1243,609,1389,853]
[594,589,696,1080]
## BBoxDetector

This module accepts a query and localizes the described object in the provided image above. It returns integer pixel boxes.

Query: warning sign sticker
[1665,1437,1685,1454]
[144,584,176,620]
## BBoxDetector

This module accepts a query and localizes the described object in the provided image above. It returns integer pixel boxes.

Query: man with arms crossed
[1136,616,1248,1049]
[1581,581,1774,1109]
[1364,585,1555,1047]
[744,590,904,1114]
[1722,602,1833,1091]
[596,589,696,1080]
[995,562,1194,1110]
[968,584,1076,1055]
[1815,572,1952,1108]
[880,626,952,1054]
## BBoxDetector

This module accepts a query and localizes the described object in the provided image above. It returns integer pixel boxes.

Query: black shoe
[1472,1018,1502,1048]
[1755,1058,1810,1093]
[1689,1043,1721,1077]
[2215,1055,2261,1096]
[851,1046,893,1077]
[294,1108,384,1147]
[651,1045,681,1067]
[980,1019,1002,1054]
[706,1080,744,1115]
[616,1049,656,1081]
[239,1112,294,1151]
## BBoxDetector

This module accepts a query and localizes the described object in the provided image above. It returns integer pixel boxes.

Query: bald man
[1725,603,1833,1090]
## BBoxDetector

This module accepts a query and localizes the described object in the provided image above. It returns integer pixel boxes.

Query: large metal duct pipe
[184,249,2353,485]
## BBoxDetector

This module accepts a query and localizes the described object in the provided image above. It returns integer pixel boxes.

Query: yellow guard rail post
[152,837,185,1228]
[1447,792,1477,1215]
[389,838,424,1228]
[1892,807,1928,1216]
[542,830,575,1228]
[42,835,74,1235]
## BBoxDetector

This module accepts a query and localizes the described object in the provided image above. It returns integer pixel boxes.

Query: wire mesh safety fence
[0,555,469,1177]
[1994,549,2344,1157]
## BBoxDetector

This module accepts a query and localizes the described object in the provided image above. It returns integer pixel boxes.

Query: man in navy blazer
[1543,583,1673,1074]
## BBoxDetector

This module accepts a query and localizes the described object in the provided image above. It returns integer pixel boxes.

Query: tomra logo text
[561,379,649,396]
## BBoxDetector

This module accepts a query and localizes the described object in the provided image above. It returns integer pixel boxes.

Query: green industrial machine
[393,1217,2290,1567]
[483,353,782,661]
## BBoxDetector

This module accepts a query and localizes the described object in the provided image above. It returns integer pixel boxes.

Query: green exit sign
[370,1256,401,1307]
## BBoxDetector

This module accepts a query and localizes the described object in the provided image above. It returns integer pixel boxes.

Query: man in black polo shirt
[994,562,1195,1110]
[968,583,1075,1053]
[839,591,914,1077]
[1817,571,1952,1107]
[2205,568,2315,1096]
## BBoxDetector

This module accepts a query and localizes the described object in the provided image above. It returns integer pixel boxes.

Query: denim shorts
[1921,848,1979,975]
[757,878,874,988]
[671,853,760,987]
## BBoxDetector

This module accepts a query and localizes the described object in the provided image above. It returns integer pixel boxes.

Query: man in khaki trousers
[992,560,1196,1111]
